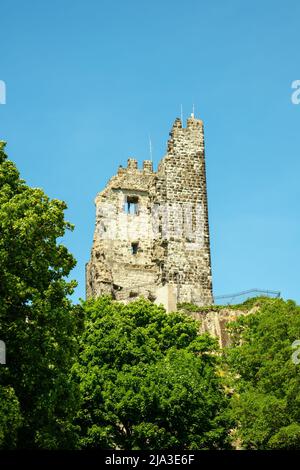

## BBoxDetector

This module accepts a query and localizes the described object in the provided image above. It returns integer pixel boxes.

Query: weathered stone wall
[86,115,213,308]
[183,306,259,348]
[86,158,159,301]
[154,116,213,305]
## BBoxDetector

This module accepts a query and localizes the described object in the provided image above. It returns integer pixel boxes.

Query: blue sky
[0,0,299,303]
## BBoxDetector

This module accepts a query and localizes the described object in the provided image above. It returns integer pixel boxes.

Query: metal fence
[213,288,281,306]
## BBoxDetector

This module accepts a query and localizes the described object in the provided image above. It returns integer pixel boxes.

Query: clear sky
[1,0,299,304]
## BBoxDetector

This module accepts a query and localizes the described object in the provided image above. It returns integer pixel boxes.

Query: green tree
[73,297,231,450]
[0,142,82,448]
[0,385,22,448]
[225,297,300,449]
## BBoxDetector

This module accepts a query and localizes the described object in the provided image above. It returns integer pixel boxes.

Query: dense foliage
[0,142,82,448]
[73,297,231,450]
[225,297,300,449]
[1,145,300,450]
[0,385,22,448]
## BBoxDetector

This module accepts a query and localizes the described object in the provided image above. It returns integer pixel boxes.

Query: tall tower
[86,114,213,309]
[154,114,213,305]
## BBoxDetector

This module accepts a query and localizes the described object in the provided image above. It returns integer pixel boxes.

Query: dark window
[131,242,139,255]
[129,291,138,298]
[125,196,139,215]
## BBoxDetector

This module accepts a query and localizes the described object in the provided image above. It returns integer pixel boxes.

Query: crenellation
[127,158,138,169]
[143,160,153,172]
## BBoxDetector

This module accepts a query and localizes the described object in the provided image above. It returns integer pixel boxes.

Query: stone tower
[86,114,213,310]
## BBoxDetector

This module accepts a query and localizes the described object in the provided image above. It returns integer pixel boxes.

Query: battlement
[117,158,154,175]
[127,158,138,169]
[167,114,204,156]
[170,114,203,130]
[143,160,153,172]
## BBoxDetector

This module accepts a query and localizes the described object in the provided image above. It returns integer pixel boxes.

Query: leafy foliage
[2,142,300,451]
[225,298,300,449]
[0,385,22,448]
[73,297,231,450]
[0,142,82,448]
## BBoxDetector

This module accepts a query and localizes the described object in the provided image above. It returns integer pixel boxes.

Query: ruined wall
[154,116,213,305]
[86,158,159,301]
[86,115,213,308]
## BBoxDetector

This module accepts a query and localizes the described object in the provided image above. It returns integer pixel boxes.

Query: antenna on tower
[180,104,183,124]
[149,135,153,162]
[191,103,195,118]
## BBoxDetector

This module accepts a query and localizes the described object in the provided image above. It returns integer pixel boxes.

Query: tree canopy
[73,297,231,450]
[1,143,300,451]
[225,297,300,449]
[0,385,22,448]
[0,142,82,448]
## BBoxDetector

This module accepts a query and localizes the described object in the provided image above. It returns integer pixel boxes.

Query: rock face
[86,115,213,309]
[184,306,259,348]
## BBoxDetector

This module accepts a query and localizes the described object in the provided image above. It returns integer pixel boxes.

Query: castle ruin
[86,114,213,310]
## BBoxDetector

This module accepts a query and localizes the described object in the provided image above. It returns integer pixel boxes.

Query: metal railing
[213,288,281,305]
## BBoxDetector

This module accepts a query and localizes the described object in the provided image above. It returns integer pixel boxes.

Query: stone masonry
[86,114,213,310]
